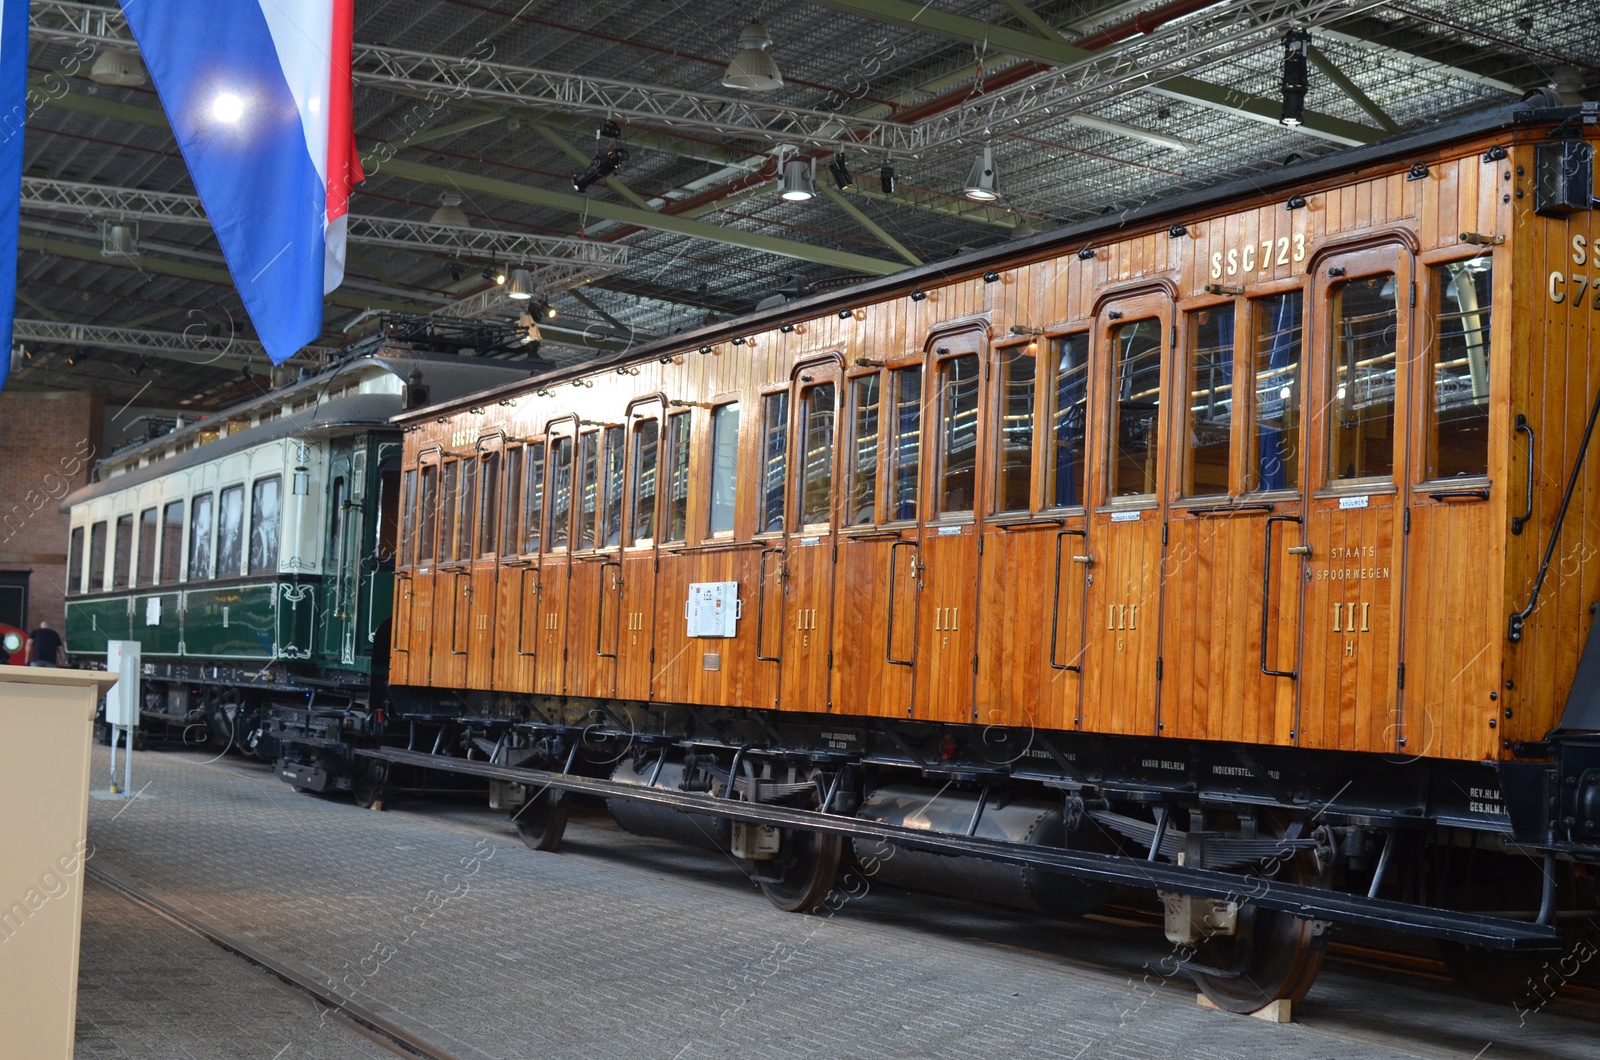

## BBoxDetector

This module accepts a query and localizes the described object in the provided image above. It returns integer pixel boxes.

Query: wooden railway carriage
[62,343,531,758]
[365,103,1600,1012]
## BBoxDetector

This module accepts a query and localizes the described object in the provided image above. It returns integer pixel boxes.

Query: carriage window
[1048,334,1089,507]
[576,431,600,551]
[549,437,573,550]
[136,508,158,588]
[375,464,400,569]
[439,461,459,562]
[328,477,347,568]
[522,442,545,553]
[501,447,523,557]
[630,419,659,544]
[217,484,245,577]
[112,515,134,590]
[939,354,980,514]
[398,469,417,565]
[1328,273,1399,482]
[159,501,183,584]
[250,475,281,573]
[799,382,836,527]
[477,451,499,557]
[890,367,921,520]
[709,402,739,535]
[456,457,477,560]
[996,345,1036,513]
[1184,307,1234,497]
[1111,319,1163,499]
[1430,257,1493,479]
[848,374,880,525]
[664,413,691,543]
[601,427,624,547]
[759,391,789,534]
[418,464,438,564]
[68,526,85,595]
[89,520,107,591]
[187,494,213,580]
[1249,291,1303,491]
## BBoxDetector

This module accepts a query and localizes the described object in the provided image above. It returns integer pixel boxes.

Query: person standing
[26,621,65,667]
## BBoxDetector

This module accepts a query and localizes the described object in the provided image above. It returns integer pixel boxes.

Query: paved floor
[74,746,1599,1059]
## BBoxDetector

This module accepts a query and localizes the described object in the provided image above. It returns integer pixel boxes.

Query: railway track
[85,866,484,1060]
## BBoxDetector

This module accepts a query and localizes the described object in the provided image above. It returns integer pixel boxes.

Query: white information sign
[686,582,741,638]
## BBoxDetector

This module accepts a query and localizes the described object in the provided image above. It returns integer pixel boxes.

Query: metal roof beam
[10,318,311,371]
[1307,44,1400,134]
[804,0,1389,145]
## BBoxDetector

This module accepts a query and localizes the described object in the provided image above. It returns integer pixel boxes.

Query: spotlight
[573,121,628,193]
[722,21,783,92]
[962,146,1000,201]
[89,48,147,87]
[131,356,150,376]
[495,266,507,285]
[1280,29,1309,127]
[545,304,557,319]
[481,268,494,282]
[242,365,254,381]
[828,154,854,191]
[67,346,88,366]
[506,268,535,300]
[983,271,1000,283]
[880,164,896,195]
[778,158,815,201]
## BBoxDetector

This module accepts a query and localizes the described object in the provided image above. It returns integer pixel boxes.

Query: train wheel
[757,830,843,913]
[1188,835,1328,1013]
[352,762,385,811]
[203,691,238,751]
[514,788,569,852]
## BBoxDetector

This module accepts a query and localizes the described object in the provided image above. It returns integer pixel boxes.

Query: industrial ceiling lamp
[1280,29,1310,127]
[430,193,469,227]
[101,222,139,258]
[880,164,896,195]
[721,22,783,92]
[962,145,1000,201]
[778,158,815,201]
[573,121,629,193]
[89,48,148,87]
[506,268,536,300]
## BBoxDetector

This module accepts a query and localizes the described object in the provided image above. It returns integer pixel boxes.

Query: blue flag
[0,0,26,393]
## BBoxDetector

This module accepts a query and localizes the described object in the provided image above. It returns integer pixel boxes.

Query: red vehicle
[1,623,28,666]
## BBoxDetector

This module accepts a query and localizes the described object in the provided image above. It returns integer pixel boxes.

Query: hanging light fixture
[828,155,854,191]
[721,22,783,92]
[90,48,148,87]
[778,158,815,201]
[506,268,535,300]
[1280,29,1310,127]
[430,193,469,227]
[573,121,629,192]
[101,222,139,258]
[880,164,896,195]
[962,145,1000,201]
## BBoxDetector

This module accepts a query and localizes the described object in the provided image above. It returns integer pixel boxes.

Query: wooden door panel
[1402,499,1498,761]
[1298,501,1402,753]
[615,553,656,701]
[1161,512,1295,745]
[651,554,695,705]
[566,557,616,699]
[780,539,833,713]
[465,567,496,690]
[976,526,1068,732]
[1081,518,1162,736]
[534,561,569,695]
[913,527,979,724]
[831,535,914,718]
[428,569,470,687]
[492,564,537,693]
[390,576,415,685]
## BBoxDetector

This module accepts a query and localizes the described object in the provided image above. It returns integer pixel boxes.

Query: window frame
[439,458,461,565]
[501,444,524,559]
[626,409,661,548]
[1041,330,1091,513]
[111,514,134,591]
[661,411,692,545]
[706,400,740,540]
[416,451,441,567]
[575,429,602,552]
[1419,253,1494,487]
[794,375,839,531]
[68,526,85,595]
[476,446,501,559]
[756,386,790,537]
[1105,316,1166,505]
[600,425,625,549]
[1179,300,1240,501]
[158,500,184,586]
[522,438,547,556]
[885,363,923,525]
[991,339,1041,516]
[135,507,159,588]
[186,493,214,582]
[932,348,982,521]
[843,368,884,528]
[1323,267,1404,489]
[249,474,282,575]
[1241,283,1307,497]
[398,468,418,568]
[546,424,577,553]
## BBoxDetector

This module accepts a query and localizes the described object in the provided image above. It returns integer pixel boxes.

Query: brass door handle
[1287,545,1312,556]
[1071,554,1094,566]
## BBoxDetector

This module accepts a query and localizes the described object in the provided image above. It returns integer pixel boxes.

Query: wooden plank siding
[387,123,1600,766]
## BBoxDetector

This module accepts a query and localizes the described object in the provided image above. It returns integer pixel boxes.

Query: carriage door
[408,450,441,681]
[536,422,577,696]
[1298,247,1413,754]
[616,404,663,701]
[431,453,474,689]
[913,331,987,725]
[319,442,355,660]
[465,438,501,691]
[391,465,419,685]
[492,440,539,694]
[569,424,624,699]
[1082,293,1170,737]
[779,360,842,714]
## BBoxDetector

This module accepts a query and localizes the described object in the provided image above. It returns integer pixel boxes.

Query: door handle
[1287,545,1312,556]
[1071,554,1094,566]
[1260,516,1301,679]
[1051,530,1086,673]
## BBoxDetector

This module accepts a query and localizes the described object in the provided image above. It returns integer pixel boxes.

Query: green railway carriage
[61,340,532,754]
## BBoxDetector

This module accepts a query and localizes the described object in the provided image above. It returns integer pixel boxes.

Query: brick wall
[0,390,105,633]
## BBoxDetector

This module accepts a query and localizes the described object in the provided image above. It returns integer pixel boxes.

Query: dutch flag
[120,0,363,364]
[0,0,25,394]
